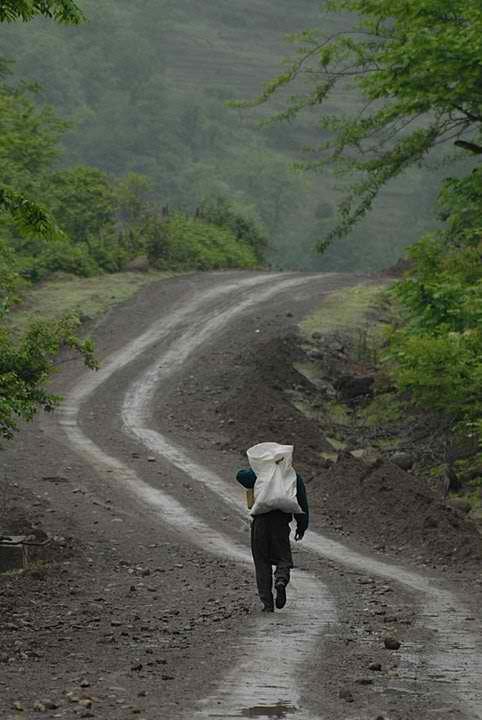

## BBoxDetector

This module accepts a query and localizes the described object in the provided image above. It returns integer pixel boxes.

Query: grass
[357,394,403,426]
[8,271,173,335]
[300,282,391,338]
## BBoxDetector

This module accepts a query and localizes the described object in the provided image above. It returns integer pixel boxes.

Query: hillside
[1,0,446,270]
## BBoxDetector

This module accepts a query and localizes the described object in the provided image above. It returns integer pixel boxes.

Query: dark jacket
[236,468,309,535]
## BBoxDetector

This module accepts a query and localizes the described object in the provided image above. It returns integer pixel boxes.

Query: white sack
[247,442,303,516]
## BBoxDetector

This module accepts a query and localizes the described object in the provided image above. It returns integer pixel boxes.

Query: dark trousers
[250,511,293,609]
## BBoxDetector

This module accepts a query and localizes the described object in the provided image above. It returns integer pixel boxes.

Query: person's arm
[294,475,309,540]
[236,468,256,489]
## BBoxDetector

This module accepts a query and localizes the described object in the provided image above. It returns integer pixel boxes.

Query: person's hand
[295,530,304,542]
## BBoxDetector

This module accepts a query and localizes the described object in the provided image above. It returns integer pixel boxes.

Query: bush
[386,169,482,439]
[86,230,131,273]
[17,240,98,281]
[387,328,482,417]
[199,197,267,261]
[147,212,258,270]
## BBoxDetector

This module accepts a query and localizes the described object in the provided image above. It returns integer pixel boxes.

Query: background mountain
[0,0,453,270]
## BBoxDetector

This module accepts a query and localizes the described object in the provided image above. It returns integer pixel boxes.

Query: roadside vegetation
[298,281,482,528]
[7,271,172,336]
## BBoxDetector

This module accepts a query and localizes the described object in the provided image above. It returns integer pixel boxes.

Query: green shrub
[18,240,98,281]
[86,231,131,273]
[199,196,267,260]
[147,212,258,270]
[386,169,482,439]
[387,328,482,416]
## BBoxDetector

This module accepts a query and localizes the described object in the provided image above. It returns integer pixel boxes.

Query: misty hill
[1,0,444,271]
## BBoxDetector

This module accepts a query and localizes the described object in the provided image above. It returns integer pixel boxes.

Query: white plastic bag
[247,442,303,516]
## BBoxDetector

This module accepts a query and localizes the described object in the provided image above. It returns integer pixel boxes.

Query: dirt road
[2,271,481,720]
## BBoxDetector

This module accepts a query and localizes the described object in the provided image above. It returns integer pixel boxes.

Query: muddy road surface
[2,271,481,720]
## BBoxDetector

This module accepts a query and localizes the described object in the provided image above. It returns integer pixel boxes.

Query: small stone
[80,680,91,688]
[339,688,354,702]
[147,457,156,463]
[355,677,373,685]
[369,662,382,671]
[79,699,92,709]
[13,701,24,711]
[33,701,46,712]
[131,663,143,672]
[384,636,401,650]
[42,700,58,710]
[390,451,414,470]
[111,620,122,627]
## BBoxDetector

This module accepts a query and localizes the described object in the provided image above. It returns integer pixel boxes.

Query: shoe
[262,604,274,613]
[275,582,286,609]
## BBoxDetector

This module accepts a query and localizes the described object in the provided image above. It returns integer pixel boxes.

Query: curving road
[58,271,482,720]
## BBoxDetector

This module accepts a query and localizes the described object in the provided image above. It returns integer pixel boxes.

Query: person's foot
[275,581,287,609]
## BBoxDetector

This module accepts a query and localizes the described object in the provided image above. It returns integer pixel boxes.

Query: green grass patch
[325,400,351,424]
[357,394,403,427]
[9,271,172,335]
[300,282,391,338]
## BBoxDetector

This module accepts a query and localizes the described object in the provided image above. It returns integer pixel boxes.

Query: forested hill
[1,0,445,270]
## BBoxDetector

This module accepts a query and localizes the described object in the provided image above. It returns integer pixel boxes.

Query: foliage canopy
[248,0,482,244]
[387,167,482,436]
[0,0,83,24]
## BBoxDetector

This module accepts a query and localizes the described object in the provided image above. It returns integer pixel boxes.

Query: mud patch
[241,704,298,717]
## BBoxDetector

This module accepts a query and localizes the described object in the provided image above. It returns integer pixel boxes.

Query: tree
[48,166,117,244]
[0,0,83,24]
[386,169,482,434]
[245,0,482,244]
[0,231,97,440]
[0,0,93,442]
[0,0,82,235]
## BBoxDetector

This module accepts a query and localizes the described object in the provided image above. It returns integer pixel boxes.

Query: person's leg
[250,516,274,610]
[271,514,293,609]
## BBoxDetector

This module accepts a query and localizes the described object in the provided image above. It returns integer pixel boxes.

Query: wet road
[59,272,482,719]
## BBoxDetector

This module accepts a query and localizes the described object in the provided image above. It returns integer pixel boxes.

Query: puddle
[242,704,298,718]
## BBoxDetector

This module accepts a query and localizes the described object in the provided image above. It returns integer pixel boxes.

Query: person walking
[236,442,309,612]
